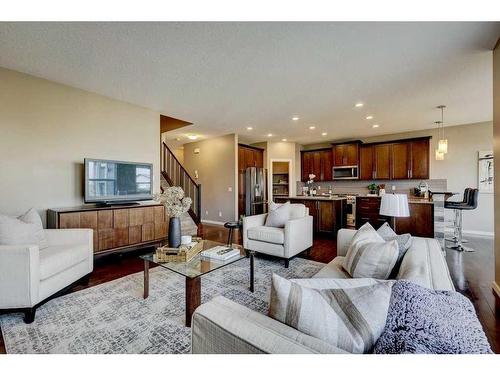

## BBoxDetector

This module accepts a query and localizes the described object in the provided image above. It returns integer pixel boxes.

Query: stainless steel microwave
[332,166,359,180]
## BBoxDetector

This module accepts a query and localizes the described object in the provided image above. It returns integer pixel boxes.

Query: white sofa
[242,204,313,267]
[0,229,94,323]
[191,229,455,353]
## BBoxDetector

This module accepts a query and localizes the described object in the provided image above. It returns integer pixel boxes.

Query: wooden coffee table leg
[249,250,255,293]
[185,276,201,327]
[143,259,149,299]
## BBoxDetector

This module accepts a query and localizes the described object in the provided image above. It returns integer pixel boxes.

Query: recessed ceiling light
[187,135,198,140]
[267,133,273,137]
[355,103,364,108]
[282,138,287,142]
[175,137,181,141]
[292,116,300,121]
[246,127,253,130]
[372,124,380,128]
[321,132,327,136]
[366,115,373,120]
[309,126,316,130]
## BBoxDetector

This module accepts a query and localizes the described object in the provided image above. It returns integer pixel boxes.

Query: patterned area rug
[0,256,324,353]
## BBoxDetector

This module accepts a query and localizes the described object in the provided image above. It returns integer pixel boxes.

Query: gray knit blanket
[373,280,493,354]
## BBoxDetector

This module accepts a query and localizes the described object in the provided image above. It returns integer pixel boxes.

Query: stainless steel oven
[332,166,359,180]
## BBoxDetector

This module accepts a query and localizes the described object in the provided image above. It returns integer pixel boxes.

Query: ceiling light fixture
[355,103,364,108]
[309,126,316,130]
[247,126,253,130]
[267,133,273,137]
[292,116,300,121]
[187,135,198,140]
[372,124,380,128]
[366,115,373,120]
[437,105,448,154]
[321,132,327,136]
[282,138,287,142]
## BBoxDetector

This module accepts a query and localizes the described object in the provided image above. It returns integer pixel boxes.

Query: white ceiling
[1,22,499,145]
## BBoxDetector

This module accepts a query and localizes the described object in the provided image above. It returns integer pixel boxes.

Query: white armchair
[243,204,313,267]
[0,229,93,323]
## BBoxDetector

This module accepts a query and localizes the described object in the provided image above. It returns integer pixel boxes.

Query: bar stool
[446,188,471,244]
[224,221,242,247]
[445,188,478,252]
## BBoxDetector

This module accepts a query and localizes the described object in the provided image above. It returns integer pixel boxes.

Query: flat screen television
[84,158,153,204]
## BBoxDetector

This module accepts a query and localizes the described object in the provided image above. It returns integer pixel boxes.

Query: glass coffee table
[140,240,255,327]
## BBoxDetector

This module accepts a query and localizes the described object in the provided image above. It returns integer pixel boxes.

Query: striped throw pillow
[342,223,399,279]
[269,274,394,353]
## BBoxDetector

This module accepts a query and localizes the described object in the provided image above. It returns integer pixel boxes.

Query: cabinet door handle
[407,170,410,179]
[410,170,413,178]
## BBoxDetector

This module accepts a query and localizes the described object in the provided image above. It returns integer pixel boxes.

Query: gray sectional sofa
[191,229,455,354]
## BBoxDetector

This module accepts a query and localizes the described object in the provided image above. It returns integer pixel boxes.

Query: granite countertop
[356,195,434,204]
[287,195,347,201]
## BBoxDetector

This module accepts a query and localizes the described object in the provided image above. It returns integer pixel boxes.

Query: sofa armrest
[337,229,356,257]
[44,229,93,252]
[0,245,40,308]
[242,214,267,248]
[284,215,313,258]
[191,296,346,354]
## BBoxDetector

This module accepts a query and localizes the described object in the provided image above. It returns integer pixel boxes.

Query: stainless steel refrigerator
[245,167,267,216]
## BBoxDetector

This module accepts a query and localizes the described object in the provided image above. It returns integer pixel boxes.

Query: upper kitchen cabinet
[358,137,430,181]
[332,142,360,166]
[409,138,430,179]
[238,144,264,169]
[300,148,332,182]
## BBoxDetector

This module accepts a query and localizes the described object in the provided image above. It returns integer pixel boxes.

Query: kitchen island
[274,195,347,236]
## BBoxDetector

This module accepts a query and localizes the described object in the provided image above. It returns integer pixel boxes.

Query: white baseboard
[493,281,500,299]
[444,227,494,237]
[201,219,226,226]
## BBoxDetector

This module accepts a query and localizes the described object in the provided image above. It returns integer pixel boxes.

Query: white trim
[234,134,239,221]
[493,281,500,299]
[444,227,494,237]
[201,219,226,226]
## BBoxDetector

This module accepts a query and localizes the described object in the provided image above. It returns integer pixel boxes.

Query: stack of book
[201,246,241,261]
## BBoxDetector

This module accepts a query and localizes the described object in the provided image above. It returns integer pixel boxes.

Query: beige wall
[0,68,160,226]
[493,40,500,296]
[302,121,494,235]
[183,134,237,223]
[161,134,185,165]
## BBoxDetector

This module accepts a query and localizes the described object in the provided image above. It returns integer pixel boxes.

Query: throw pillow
[265,201,290,228]
[269,274,394,353]
[0,208,48,249]
[342,223,399,279]
[376,222,412,277]
[373,280,493,354]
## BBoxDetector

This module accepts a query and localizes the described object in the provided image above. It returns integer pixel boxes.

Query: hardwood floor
[1,224,499,353]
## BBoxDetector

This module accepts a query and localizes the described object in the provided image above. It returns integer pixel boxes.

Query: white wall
[0,68,160,226]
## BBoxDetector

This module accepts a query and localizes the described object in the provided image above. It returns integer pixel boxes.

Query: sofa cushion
[265,202,291,228]
[39,243,90,280]
[0,208,48,250]
[313,256,351,279]
[376,222,412,277]
[247,226,285,244]
[342,223,399,279]
[269,274,394,353]
[293,276,378,289]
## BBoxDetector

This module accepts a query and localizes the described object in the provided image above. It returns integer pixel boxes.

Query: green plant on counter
[367,183,378,192]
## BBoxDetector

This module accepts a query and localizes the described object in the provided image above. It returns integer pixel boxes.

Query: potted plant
[367,183,378,195]
[155,187,192,248]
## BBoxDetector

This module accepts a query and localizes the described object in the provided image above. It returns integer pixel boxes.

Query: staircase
[161,142,201,235]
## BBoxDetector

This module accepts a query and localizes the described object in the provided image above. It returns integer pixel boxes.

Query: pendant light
[434,120,444,160]
[437,105,448,154]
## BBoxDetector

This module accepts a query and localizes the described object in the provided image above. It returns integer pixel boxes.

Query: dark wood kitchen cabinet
[356,196,434,237]
[300,149,333,182]
[359,145,374,180]
[373,144,392,180]
[391,142,411,180]
[333,142,359,166]
[409,138,430,179]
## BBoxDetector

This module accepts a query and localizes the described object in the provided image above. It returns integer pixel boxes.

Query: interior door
[391,142,410,179]
[374,144,391,179]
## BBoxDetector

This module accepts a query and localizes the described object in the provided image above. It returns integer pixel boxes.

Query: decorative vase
[168,217,182,248]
